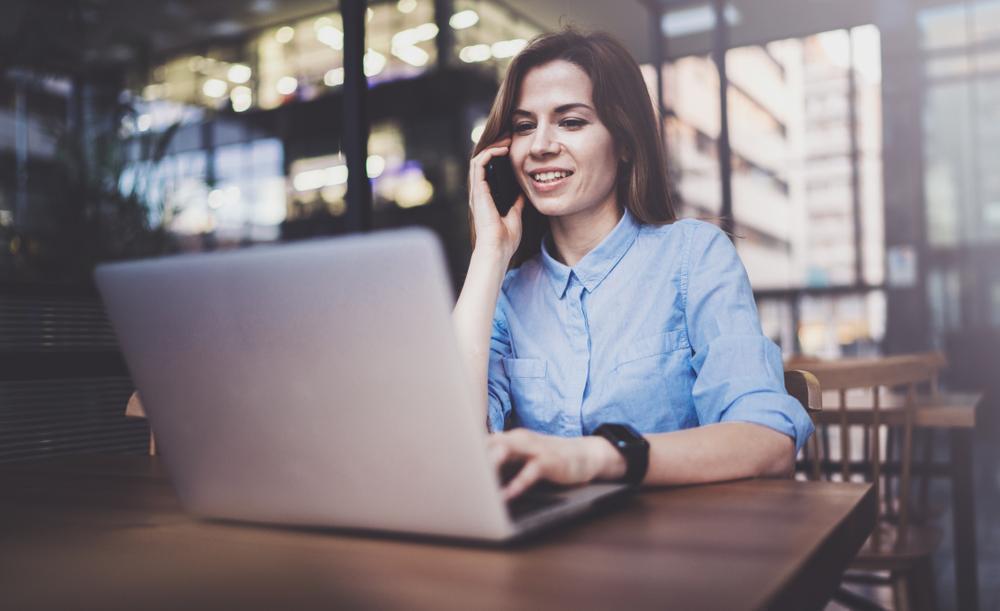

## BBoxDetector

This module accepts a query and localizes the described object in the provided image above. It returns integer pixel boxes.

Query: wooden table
[812,388,980,428]
[0,455,875,611]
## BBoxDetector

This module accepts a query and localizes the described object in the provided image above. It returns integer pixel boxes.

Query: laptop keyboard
[507,490,567,521]
[499,461,571,521]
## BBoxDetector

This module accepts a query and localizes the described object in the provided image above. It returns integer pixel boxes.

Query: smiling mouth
[530,170,574,185]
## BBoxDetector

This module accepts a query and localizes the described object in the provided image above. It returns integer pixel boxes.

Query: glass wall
[646,19,885,357]
[136,0,536,115]
[920,0,1000,337]
[121,0,540,256]
[452,0,536,77]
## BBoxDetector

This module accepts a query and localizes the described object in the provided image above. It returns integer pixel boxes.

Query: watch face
[594,423,650,485]
[597,423,645,446]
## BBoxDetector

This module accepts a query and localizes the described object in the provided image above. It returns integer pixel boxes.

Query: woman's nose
[530,126,560,157]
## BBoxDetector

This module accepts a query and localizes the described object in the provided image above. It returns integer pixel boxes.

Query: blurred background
[0,0,997,608]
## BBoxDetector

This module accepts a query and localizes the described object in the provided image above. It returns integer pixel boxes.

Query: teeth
[531,171,571,183]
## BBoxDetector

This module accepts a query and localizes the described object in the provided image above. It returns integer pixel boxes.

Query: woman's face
[509,60,620,220]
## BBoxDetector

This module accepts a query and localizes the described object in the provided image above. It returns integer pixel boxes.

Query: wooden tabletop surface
[813,388,981,428]
[0,455,875,611]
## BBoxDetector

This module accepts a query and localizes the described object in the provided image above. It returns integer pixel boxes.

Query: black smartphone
[485,156,522,217]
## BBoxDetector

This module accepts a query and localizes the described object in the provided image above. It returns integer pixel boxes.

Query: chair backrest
[794,354,936,547]
[912,350,948,395]
[784,369,823,482]
[784,369,822,417]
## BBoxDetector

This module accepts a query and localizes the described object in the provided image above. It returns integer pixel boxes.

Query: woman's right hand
[468,137,527,263]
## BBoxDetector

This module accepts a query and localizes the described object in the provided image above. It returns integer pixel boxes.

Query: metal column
[847,29,865,286]
[434,0,454,71]
[14,79,28,227]
[342,0,373,232]
[711,0,734,237]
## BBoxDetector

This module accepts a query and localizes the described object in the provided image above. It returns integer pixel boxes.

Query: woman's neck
[549,198,624,268]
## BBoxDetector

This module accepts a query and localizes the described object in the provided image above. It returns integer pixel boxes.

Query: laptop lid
[96,229,516,540]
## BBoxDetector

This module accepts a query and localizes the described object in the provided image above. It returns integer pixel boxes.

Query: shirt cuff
[719,391,815,453]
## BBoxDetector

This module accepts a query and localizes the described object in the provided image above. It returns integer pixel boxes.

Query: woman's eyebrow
[511,102,594,118]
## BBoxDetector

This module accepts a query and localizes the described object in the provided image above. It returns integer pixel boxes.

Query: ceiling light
[324,68,344,86]
[231,86,252,112]
[227,64,252,83]
[275,26,295,44]
[491,39,527,58]
[470,119,486,143]
[202,78,228,98]
[367,155,386,178]
[276,76,297,95]
[392,23,438,48]
[392,44,429,67]
[450,10,479,29]
[459,44,491,63]
[364,50,387,76]
[317,26,343,49]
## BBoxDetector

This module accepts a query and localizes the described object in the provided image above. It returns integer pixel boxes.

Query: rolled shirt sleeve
[486,305,514,433]
[685,223,814,452]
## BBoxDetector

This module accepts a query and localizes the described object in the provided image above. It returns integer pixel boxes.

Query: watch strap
[592,423,650,486]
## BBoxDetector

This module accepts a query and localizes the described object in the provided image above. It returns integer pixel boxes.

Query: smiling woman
[471,30,676,269]
[509,62,621,267]
[453,29,814,501]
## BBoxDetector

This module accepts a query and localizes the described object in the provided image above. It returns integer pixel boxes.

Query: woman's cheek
[510,148,531,190]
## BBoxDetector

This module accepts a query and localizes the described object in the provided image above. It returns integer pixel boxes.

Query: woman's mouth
[529,170,574,192]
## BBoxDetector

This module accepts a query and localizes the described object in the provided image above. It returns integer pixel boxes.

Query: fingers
[489,430,545,500]
[487,429,533,467]
[501,194,527,229]
[503,459,542,501]
[470,147,509,201]
[469,139,511,182]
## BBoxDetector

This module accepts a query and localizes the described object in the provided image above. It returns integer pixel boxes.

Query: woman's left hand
[486,429,625,500]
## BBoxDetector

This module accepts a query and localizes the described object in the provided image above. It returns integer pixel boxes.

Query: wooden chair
[785,369,823,418]
[797,355,942,611]
[785,369,824,481]
[125,391,156,456]
[1,285,149,463]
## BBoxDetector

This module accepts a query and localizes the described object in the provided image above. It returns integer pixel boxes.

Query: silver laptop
[95,228,629,542]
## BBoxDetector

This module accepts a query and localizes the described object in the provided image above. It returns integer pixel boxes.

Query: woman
[452,29,813,501]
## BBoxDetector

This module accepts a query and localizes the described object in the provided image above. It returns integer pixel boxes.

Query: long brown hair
[471,28,676,268]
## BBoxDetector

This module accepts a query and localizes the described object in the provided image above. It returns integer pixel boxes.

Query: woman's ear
[618,143,632,164]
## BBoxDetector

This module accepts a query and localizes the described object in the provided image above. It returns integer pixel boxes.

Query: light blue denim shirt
[487,209,814,452]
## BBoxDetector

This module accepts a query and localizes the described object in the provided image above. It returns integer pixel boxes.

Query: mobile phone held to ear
[485,156,522,217]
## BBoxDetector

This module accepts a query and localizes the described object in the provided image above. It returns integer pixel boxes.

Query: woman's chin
[528,196,570,217]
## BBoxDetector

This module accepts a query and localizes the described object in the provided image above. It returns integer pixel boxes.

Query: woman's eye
[561,119,587,129]
[512,122,534,133]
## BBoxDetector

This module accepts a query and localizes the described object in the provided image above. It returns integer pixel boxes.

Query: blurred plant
[2,0,180,282]
[21,95,181,281]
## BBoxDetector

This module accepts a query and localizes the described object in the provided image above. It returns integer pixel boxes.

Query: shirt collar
[539,208,641,299]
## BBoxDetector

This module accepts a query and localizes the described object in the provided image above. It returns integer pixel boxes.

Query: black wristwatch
[592,423,650,486]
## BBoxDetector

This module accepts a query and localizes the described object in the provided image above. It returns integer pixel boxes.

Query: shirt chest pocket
[502,357,560,430]
[613,329,690,370]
